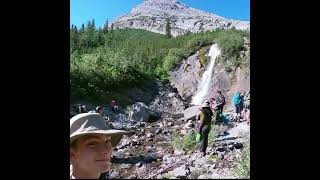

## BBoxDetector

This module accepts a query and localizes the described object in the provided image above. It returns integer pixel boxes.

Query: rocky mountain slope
[112,0,250,36]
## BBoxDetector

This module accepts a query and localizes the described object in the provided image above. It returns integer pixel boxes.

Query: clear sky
[70,0,250,28]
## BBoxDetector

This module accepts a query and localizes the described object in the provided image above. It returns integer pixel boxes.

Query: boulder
[128,102,150,122]
[171,165,188,178]
[183,106,200,121]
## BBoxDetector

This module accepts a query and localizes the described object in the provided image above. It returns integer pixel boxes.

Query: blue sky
[70,0,250,28]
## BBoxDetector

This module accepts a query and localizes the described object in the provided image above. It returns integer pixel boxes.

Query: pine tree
[102,19,108,33]
[74,26,78,34]
[80,24,85,34]
[165,17,172,38]
[91,19,96,31]
[110,23,114,32]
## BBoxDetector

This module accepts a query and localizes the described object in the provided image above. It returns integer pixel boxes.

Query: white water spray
[191,44,221,105]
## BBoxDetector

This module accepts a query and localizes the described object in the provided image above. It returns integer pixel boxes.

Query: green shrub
[171,126,217,154]
[208,125,218,146]
[171,130,197,153]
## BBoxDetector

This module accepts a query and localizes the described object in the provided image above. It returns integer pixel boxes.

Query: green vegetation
[70,19,249,102]
[233,135,250,178]
[171,130,198,153]
[170,125,217,154]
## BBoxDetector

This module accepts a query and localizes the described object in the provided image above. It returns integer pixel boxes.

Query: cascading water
[191,44,221,105]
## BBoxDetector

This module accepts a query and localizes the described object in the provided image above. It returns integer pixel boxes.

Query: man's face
[70,134,112,174]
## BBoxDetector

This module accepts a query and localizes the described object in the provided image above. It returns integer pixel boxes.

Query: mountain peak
[113,0,249,36]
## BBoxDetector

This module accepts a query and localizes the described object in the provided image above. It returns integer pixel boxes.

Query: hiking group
[182,90,250,157]
[70,90,250,178]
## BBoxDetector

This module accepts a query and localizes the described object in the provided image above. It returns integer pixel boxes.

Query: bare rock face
[169,52,202,100]
[112,0,249,37]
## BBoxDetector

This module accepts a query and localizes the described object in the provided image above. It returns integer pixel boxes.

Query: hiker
[215,90,226,114]
[209,98,219,123]
[70,113,127,179]
[110,100,118,112]
[233,91,242,122]
[196,103,213,156]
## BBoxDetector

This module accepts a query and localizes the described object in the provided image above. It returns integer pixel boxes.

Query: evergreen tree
[91,19,96,31]
[102,19,108,33]
[80,24,85,34]
[165,17,172,38]
[110,23,114,32]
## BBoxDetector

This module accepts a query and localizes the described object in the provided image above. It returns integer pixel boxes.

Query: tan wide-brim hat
[199,102,210,109]
[70,113,128,147]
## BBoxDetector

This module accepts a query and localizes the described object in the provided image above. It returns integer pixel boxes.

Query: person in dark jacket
[196,103,213,156]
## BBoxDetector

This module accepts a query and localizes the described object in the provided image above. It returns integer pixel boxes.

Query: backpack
[233,93,241,105]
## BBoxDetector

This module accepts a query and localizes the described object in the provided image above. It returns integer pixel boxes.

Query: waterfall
[191,44,221,105]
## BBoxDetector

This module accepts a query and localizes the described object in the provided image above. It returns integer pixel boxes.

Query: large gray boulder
[183,105,200,121]
[128,102,150,122]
